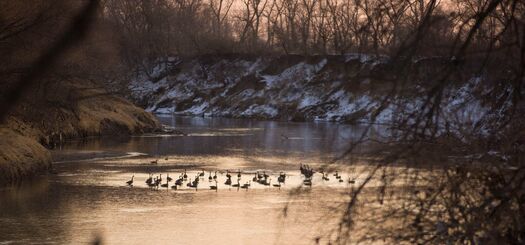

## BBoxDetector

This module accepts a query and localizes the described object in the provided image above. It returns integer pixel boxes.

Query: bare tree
[209,0,234,38]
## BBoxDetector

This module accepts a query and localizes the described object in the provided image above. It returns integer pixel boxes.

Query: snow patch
[241,104,279,118]
[298,95,321,109]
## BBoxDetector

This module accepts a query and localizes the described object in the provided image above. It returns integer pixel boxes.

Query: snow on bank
[241,104,279,118]
[129,55,491,128]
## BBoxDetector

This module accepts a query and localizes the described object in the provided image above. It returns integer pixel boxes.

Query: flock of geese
[125,164,357,191]
[299,164,356,186]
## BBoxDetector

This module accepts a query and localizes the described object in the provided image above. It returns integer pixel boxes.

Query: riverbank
[0,128,51,186]
[0,80,161,186]
[129,54,487,125]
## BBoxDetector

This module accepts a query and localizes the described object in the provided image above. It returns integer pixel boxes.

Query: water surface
[0,116,380,244]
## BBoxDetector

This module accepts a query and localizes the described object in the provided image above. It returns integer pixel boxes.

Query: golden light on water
[0,117,432,244]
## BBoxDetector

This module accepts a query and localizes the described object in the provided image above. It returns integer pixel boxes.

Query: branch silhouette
[0,0,100,123]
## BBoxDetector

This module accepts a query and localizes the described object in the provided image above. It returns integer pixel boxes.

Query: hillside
[130,54,493,127]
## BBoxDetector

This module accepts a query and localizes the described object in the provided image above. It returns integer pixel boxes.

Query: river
[0,116,385,244]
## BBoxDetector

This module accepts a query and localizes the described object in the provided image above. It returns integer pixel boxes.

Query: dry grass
[0,79,160,186]
[0,127,51,186]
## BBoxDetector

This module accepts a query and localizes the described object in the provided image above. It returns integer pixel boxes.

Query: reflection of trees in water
[0,181,79,243]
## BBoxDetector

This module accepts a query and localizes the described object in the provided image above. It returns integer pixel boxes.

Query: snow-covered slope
[129,54,496,128]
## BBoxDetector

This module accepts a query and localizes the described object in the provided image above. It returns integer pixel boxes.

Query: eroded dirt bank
[0,80,160,186]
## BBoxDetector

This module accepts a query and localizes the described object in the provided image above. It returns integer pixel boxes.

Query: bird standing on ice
[126,175,134,186]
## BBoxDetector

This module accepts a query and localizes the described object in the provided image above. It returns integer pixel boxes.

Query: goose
[154,178,161,189]
[252,173,258,182]
[199,170,205,177]
[258,175,269,185]
[213,171,217,180]
[167,174,173,182]
[226,170,231,179]
[224,177,232,185]
[151,159,158,164]
[257,172,263,179]
[348,178,356,184]
[161,180,169,188]
[126,175,134,186]
[187,178,193,187]
[158,174,163,183]
[322,172,330,181]
[237,169,241,178]
[145,174,153,185]
[175,177,183,186]
[300,164,315,178]
[187,180,197,188]
[164,157,169,161]
[210,180,218,191]
[263,171,269,179]
[191,179,199,190]
[183,169,188,180]
[232,179,240,188]
[338,178,344,183]
[241,181,250,189]
[263,178,271,186]
[208,171,213,181]
[148,177,157,188]
[277,172,286,184]
[194,179,199,187]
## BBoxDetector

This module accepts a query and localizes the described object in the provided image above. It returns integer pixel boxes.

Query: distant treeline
[99,0,522,67]
[1,1,523,77]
